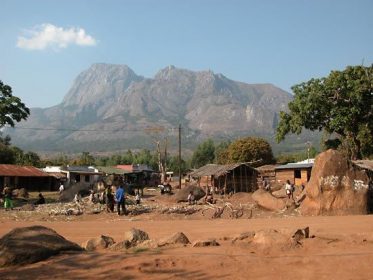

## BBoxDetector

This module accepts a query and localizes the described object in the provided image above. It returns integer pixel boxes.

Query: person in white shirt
[285,180,294,199]
[59,183,64,194]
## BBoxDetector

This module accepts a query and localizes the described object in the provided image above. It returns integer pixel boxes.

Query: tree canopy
[190,139,215,168]
[276,65,373,159]
[0,80,30,128]
[225,137,274,165]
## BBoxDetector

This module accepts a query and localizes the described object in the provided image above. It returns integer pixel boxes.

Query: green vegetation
[276,65,373,159]
[190,139,215,168]
[0,80,30,128]
[226,137,274,165]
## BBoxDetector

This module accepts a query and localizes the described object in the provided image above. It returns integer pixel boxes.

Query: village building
[353,160,373,186]
[44,166,102,187]
[255,164,277,187]
[0,164,54,192]
[189,163,258,194]
[116,164,160,188]
[275,160,314,186]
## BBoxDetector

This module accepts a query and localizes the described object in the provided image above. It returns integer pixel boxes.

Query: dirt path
[1,215,373,279]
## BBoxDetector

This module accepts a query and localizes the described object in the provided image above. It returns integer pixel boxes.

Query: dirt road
[1,215,373,279]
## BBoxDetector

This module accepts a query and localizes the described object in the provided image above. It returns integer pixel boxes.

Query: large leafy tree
[276,65,373,159]
[191,139,215,168]
[226,137,274,165]
[0,80,30,128]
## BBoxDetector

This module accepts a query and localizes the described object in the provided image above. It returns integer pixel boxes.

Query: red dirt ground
[1,215,373,279]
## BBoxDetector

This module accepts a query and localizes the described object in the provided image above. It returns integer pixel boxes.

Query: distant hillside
[7,63,311,154]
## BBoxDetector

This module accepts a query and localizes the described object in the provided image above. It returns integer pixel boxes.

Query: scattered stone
[292,227,310,242]
[109,240,131,251]
[252,229,289,248]
[160,206,200,215]
[232,231,255,243]
[18,188,29,199]
[252,189,286,211]
[0,225,83,267]
[82,235,115,251]
[301,149,370,215]
[158,232,191,247]
[192,239,220,247]
[124,228,150,247]
[20,203,35,211]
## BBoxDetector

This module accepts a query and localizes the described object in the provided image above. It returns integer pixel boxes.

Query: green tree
[167,155,188,174]
[215,141,230,164]
[0,80,30,128]
[73,152,95,166]
[276,65,373,159]
[191,139,215,168]
[227,137,274,165]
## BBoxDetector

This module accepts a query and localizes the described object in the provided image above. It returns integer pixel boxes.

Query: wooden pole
[178,124,182,189]
[240,166,243,192]
[233,169,236,193]
[245,165,248,192]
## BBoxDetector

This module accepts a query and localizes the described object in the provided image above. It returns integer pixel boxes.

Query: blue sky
[1,0,372,108]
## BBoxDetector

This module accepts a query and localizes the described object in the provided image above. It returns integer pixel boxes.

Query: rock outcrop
[301,149,371,215]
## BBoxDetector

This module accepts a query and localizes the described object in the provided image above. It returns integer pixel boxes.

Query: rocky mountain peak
[8,63,294,152]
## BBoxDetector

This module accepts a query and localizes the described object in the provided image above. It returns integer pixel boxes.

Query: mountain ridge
[8,63,294,153]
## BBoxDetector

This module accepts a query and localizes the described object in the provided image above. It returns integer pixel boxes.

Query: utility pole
[178,124,182,189]
[306,141,311,163]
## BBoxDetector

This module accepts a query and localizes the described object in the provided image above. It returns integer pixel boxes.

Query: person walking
[115,185,126,215]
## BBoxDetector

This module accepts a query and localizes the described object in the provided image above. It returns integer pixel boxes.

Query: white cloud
[16,23,97,50]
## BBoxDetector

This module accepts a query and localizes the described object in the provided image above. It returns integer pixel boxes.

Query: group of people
[78,184,142,216]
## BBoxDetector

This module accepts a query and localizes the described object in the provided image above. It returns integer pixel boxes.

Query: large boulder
[252,189,286,211]
[59,182,91,202]
[301,149,370,215]
[0,226,83,267]
[174,185,206,203]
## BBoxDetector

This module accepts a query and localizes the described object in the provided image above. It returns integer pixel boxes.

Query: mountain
[7,63,294,153]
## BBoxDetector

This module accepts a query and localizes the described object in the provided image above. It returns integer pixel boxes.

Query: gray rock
[175,185,206,203]
[158,232,191,247]
[0,226,83,267]
[192,239,220,247]
[82,235,115,251]
[124,228,150,247]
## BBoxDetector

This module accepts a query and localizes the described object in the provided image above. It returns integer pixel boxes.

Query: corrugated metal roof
[256,164,278,172]
[98,166,127,175]
[275,163,313,170]
[0,164,50,177]
[353,160,373,171]
[47,172,67,179]
[189,163,257,178]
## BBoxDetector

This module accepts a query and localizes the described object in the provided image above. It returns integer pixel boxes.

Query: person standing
[3,186,13,210]
[106,187,115,212]
[59,183,64,194]
[115,185,126,215]
[135,191,141,205]
[285,180,293,199]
